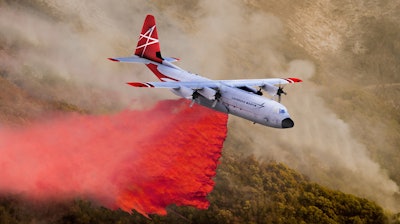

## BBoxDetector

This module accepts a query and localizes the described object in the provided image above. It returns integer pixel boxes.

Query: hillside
[0,150,387,223]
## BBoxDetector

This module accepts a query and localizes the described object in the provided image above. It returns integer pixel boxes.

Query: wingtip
[286,78,303,83]
[127,82,141,87]
[108,58,119,62]
[127,82,154,87]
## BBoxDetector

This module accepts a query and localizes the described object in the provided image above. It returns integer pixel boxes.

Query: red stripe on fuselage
[146,64,179,82]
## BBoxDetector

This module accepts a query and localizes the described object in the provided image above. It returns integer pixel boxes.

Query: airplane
[108,15,302,128]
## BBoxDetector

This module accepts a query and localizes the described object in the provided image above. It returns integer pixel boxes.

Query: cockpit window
[279,108,286,114]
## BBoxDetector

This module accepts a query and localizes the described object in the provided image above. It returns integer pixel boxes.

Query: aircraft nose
[282,118,294,128]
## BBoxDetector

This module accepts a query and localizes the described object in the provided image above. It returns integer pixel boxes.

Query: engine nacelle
[198,87,218,100]
[261,83,278,96]
[170,86,195,99]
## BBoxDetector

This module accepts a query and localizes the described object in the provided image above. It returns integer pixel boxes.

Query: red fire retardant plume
[0,99,228,216]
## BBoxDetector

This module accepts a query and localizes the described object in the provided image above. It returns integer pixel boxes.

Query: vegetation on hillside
[0,148,389,223]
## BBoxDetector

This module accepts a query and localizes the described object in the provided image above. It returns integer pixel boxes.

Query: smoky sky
[0,0,398,211]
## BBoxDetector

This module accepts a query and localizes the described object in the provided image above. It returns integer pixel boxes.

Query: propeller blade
[211,100,218,107]
[189,100,195,107]
[276,85,287,102]
[211,90,222,107]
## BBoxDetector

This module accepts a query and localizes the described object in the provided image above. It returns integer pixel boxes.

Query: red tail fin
[134,15,163,63]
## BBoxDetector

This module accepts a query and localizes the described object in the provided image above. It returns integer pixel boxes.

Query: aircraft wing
[127,78,302,89]
[128,81,220,89]
[217,77,302,87]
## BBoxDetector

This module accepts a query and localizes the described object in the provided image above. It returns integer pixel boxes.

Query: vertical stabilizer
[134,15,163,63]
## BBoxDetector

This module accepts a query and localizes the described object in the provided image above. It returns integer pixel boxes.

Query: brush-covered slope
[0,151,387,223]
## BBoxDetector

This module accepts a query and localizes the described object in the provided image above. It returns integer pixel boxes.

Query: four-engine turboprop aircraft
[108,15,302,128]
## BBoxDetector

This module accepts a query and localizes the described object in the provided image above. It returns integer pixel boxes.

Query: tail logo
[136,25,159,57]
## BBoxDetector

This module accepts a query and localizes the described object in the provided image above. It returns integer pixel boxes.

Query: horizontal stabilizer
[164,57,180,63]
[127,82,155,87]
[107,56,152,64]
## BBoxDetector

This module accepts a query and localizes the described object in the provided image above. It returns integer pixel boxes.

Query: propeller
[212,90,222,107]
[260,77,302,102]
[256,87,263,96]
[261,83,286,102]
[190,91,201,107]
[276,85,287,103]
[192,91,201,99]
[190,90,222,108]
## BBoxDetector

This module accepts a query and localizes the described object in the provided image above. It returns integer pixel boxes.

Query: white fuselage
[155,62,294,128]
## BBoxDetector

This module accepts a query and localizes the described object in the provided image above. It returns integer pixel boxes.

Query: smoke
[238,79,400,210]
[0,99,228,216]
[0,1,163,111]
[1,0,398,212]
[176,0,400,210]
